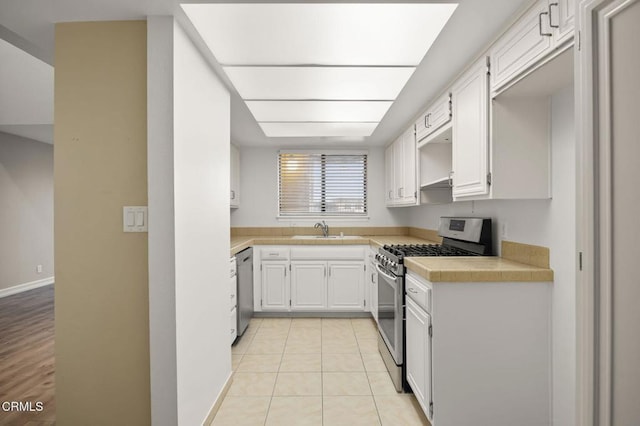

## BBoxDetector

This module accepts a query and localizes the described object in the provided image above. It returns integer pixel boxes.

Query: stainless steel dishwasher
[235,247,253,336]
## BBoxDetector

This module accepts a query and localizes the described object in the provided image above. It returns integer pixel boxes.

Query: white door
[291,262,327,310]
[578,1,640,424]
[261,262,289,311]
[405,297,432,421]
[452,56,490,199]
[327,262,364,310]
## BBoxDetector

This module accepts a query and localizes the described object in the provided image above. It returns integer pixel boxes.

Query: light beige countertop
[230,235,438,256]
[230,234,553,283]
[404,256,554,283]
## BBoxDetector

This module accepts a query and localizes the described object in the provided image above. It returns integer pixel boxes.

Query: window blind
[278,152,367,217]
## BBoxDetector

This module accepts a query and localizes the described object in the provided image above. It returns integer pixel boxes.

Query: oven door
[376,263,404,365]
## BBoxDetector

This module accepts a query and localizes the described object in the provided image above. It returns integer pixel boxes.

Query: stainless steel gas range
[374,217,493,392]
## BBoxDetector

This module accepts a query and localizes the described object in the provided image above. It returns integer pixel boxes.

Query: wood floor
[0,285,55,426]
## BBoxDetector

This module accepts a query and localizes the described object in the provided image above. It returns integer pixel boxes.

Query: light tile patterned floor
[218,318,430,426]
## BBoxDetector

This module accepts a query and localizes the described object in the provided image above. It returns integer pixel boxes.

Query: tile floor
[215,317,430,426]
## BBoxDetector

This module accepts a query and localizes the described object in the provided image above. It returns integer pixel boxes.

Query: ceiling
[0,0,532,148]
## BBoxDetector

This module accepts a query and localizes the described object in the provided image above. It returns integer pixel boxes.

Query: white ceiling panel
[223,66,415,100]
[245,101,392,123]
[259,122,378,138]
[181,3,458,66]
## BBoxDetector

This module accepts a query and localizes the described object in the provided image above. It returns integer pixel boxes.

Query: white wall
[147,18,232,426]
[173,21,231,425]
[231,146,409,227]
[0,132,53,294]
[407,86,575,426]
[147,16,178,426]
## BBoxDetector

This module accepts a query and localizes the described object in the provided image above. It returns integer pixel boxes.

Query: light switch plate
[123,206,148,232]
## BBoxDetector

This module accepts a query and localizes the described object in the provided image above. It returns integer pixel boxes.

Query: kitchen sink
[291,235,362,240]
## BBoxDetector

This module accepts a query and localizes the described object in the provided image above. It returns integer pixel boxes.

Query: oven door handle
[375,263,400,284]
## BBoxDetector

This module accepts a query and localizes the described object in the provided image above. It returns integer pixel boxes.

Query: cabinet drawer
[261,247,290,260]
[230,307,237,344]
[290,246,365,261]
[406,273,431,313]
[230,276,237,311]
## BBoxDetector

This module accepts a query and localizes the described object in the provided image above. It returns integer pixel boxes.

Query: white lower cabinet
[254,246,367,313]
[291,262,327,310]
[327,262,365,310]
[261,261,290,311]
[406,270,552,426]
[406,297,432,422]
[230,307,237,344]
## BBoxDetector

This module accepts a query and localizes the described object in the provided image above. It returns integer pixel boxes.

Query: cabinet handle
[408,288,419,294]
[548,2,559,28]
[539,11,552,36]
[231,329,235,334]
[231,190,236,200]
[424,114,429,129]
[427,113,431,128]
[448,171,454,188]
[324,267,326,277]
[388,190,393,200]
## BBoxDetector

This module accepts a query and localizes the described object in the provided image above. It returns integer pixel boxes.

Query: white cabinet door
[384,144,394,206]
[490,0,554,93]
[261,262,289,311]
[402,127,417,204]
[551,0,575,44]
[406,297,432,422]
[291,262,327,310]
[369,260,378,322]
[230,144,240,208]
[393,136,403,202]
[452,57,490,199]
[416,93,452,143]
[327,262,365,311]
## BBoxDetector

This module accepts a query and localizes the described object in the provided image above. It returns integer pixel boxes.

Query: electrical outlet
[501,222,508,239]
[36,264,43,274]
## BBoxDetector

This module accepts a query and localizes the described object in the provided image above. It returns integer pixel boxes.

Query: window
[278,152,367,217]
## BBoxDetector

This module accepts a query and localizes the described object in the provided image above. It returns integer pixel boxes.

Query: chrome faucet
[314,221,329,237]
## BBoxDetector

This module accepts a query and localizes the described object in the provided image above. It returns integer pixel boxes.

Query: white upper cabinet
[384,144,394,205]
[401,127,417,204]
[551,0,575,44]
[490,0,574,95]
[415,92,452,144]
[451,57,490,199]
[230,143,240,208]
[386,127,418,207]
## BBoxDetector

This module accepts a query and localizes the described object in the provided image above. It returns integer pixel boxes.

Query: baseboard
[202,371,234,426]
[0,277,54,298]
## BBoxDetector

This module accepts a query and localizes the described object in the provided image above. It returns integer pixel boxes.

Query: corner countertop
[230,235,438,256]
[404,256,554,283]
[230,236,553,283]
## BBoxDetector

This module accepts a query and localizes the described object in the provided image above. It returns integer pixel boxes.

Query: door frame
[575,0,639,424]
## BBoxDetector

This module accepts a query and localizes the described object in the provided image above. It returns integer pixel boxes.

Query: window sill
[277,216,370,221]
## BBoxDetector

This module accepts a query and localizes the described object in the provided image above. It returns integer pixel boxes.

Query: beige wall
[54,21,150,425]
[0,132,53,291]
